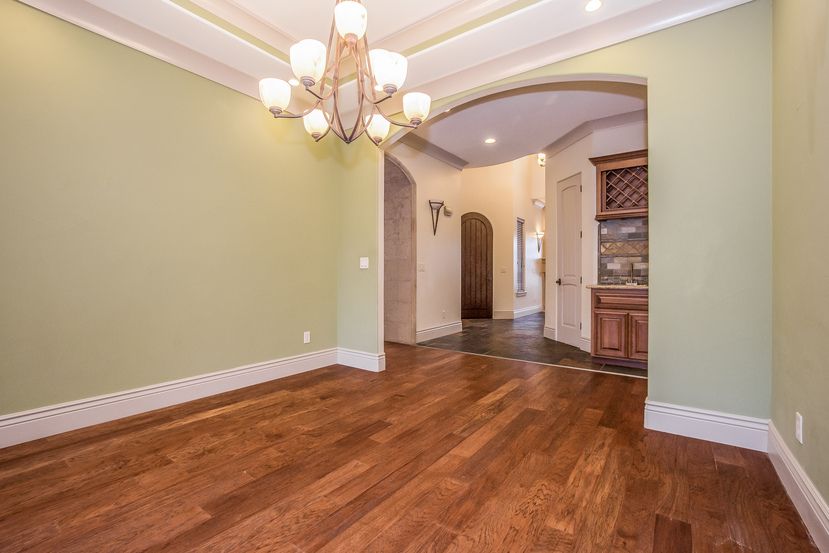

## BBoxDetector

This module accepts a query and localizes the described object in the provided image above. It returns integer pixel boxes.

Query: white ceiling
[227,0,494,44]
[411,82,646,167]
[22,0,753,130]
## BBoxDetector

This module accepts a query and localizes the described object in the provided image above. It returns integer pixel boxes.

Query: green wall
[772,0,829,499]
[0,0,379,414]
[443,0,773,417]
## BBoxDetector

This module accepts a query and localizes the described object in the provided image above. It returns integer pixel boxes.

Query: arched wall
[381,0,772,420]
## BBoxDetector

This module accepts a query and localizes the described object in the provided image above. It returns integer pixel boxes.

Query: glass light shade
[364,113,391,143]
[369,49,407,94]
[334,1,368,41]
[403,92,431,125]
[290,39,327,86]
[303,109,330,139]
[258,78,291,114]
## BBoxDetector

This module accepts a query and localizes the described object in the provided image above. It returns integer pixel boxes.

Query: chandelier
[257,0,432,146]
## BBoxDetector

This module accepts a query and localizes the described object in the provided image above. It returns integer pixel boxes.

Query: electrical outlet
[442,310,446,320]
[303,331,311,344]
[359,257,369,270]
[795,412,804,444]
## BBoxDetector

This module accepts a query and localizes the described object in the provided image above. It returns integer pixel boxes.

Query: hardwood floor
[0,344,817,552]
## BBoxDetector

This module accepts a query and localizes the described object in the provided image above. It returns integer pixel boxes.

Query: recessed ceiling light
[585,0,602,12]
[484,138,497,144]
[289,78,300,87]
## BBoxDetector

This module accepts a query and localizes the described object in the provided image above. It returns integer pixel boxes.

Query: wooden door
[629,312,649,361]
[461,212,493,319]
[556,174,582,347]
[593,309,628,358]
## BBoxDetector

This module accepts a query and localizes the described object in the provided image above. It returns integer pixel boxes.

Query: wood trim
[590,149,649,221]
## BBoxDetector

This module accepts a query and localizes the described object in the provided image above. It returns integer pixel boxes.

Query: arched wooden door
[461,212,493,319]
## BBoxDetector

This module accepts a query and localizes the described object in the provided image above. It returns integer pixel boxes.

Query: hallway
[418,313,646,378]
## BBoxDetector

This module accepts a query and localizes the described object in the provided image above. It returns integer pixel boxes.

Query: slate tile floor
[419,313,647,378]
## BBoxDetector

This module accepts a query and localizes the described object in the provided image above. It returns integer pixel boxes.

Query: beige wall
[0,1,376,414]
[544,120,647,348]
[388,143,463,336]
[461,157,545,318]
[772,0,829,499]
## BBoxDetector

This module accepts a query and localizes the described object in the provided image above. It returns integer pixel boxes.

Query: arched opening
[384,74,649,377]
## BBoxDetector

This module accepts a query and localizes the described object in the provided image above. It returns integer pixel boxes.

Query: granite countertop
[586,284,649,290]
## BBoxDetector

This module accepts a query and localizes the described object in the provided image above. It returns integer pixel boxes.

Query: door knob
[556,278,562,285]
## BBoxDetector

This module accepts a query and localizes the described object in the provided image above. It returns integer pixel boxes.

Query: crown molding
[395,134,469,171]
[544,109,648,158]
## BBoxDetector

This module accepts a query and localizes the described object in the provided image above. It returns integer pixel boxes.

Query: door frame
[461,212,494,319]
[555,173,582,347]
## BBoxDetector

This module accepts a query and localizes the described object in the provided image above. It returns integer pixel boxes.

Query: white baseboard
[579,337,591,353]
[0,347,384,449]
[494,306,543,320]
[768,423,829,552]
[644,399,769,452]
[416,321,463,342]
[514,305,543,319]
[543,326,557,340]
[337,348,386,373]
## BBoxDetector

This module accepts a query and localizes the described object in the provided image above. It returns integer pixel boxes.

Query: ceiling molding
[395,134,469,171]
[22,0,755,126]
[544,109,648,158]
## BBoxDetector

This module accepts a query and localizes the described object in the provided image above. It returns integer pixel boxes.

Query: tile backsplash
[599,218,648,285]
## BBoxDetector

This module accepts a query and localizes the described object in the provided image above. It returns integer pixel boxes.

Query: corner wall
[772,0,829,502]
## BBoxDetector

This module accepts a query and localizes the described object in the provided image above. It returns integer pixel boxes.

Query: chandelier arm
[348,40,370,143]
[273,98,324,120]
[373,103,419,129]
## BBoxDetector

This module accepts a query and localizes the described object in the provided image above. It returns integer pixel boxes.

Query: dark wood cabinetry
[591,287,648,369]
[590,149,648,220]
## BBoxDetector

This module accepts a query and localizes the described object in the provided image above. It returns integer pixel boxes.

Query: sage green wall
[442,0,773,417]
[335,142,382,355]
[772,0,829,499]
[0,0,352,414]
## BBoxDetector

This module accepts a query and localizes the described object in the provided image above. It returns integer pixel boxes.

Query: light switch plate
[359,257,369,269]
[303,331,311,344]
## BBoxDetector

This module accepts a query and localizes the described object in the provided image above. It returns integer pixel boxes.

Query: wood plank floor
[0,343,817,552]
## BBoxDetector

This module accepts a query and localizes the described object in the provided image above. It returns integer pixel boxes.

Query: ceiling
[22,0,751,141]
[409,82,646,167]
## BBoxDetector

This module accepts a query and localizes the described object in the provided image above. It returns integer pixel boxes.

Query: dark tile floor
[418,313,647,378]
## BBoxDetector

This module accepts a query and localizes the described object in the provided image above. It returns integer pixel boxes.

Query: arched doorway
[461,212,493,319]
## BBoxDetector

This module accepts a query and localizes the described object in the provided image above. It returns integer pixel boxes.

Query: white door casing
[556,174,582,347]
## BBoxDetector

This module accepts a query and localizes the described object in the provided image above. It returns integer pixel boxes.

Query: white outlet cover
[360,257,369,269]
[795,412,804,444]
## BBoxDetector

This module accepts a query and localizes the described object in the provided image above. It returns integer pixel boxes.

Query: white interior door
[556,174,582,347]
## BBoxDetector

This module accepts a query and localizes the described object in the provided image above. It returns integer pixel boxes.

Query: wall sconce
[532,198,545,209]
[536,231,545,252]
[429,200,450,235]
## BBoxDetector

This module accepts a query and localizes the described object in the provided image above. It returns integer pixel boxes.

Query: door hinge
[580,230,583,238]
[580,276,583,284]
[580,185,583,192]
[580,322,583,330]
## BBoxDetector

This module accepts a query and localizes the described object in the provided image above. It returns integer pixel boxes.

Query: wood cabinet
[591,287,648,369]
[590,149,648,220]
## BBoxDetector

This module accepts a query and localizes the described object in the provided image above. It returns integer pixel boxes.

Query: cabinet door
[593,309,628,358]
[629,313,649,361]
